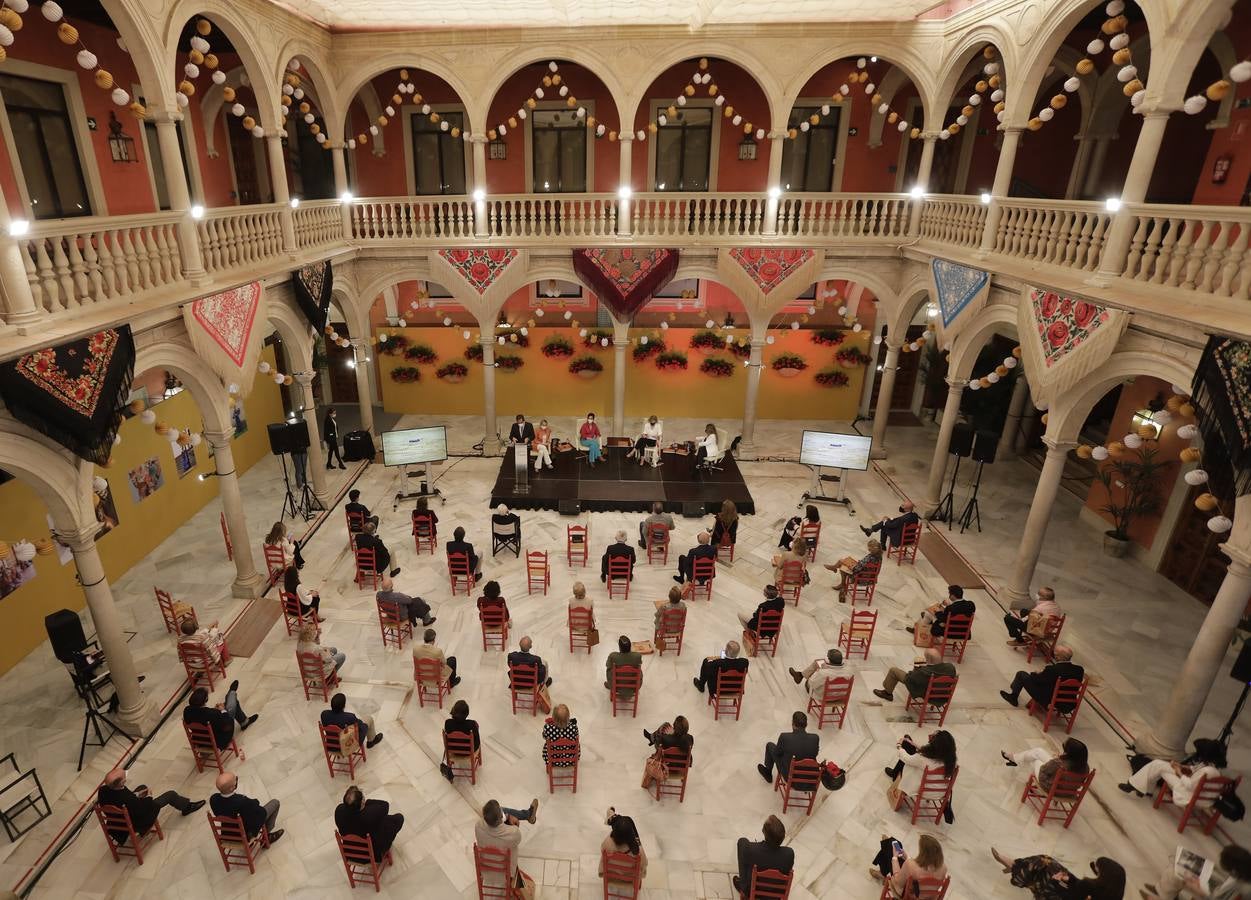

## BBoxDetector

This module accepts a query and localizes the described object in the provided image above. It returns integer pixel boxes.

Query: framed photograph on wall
[127,457,165,503]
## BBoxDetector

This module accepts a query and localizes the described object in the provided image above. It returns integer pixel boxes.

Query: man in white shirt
[474,798,538,882]
[1005,586,1062,644]
[627,416,663,465]
[789,649,847,700]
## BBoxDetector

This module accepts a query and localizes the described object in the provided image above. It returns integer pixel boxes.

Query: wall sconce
[489,138,507,160]
[107,111,136,164]
[738,134,757,161]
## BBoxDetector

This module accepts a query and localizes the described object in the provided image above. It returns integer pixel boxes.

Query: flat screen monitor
[799,430,872,471]
[381,426,448,467]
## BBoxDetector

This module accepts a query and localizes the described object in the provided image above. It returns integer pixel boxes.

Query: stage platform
[489,442,755,515]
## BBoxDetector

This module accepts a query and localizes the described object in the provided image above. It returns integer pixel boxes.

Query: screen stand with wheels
[394,462,444,506]
[802,466,855,515]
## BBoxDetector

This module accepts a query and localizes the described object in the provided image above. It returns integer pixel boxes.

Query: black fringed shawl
[292,260,333,333]
[1191,335,1251,499]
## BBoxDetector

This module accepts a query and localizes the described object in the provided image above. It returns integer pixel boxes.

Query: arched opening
[871,290,933,425]
[277,57,335,201]
[932,43,1012,196]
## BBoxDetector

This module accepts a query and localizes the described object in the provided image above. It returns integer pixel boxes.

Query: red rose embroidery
[1059,298,1072,315]
[1039,292,1059,318]
[1046,321,1070,348]
[1072,301,1096,328]
[757,262,781,285]
[469,262,491,287]
[446,249,470,264]
[486,249,511,263]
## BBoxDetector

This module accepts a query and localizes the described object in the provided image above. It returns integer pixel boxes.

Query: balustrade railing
[486,194,617,239]
[778,194,911,239]
[351,197,475,241]
[991,198,1109,273]
[1120,203,1251,301]
[632,193,766,238]
[918,195,988,249]
[293,199,344,250]
[195,204,285,276]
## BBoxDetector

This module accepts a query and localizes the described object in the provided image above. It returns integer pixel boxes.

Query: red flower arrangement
[378,335,409,356]
[811,329,847,347]
[772,353,808,372]
[583,329,613,349]
[389,366,420,383]
[436,362,468,381]
[835,347,872,367]
[728,341,751,359]
[700,357,735,378]
[499,329,530,348]
[815,369,850,387]
[464,344,484,362]
[403,344,438,364]
[542,336,575,358]
[689,330,723,351]
[633,338,665,361]
[655,351,688,371]
[496,354,524,371]
[569,356,604,374]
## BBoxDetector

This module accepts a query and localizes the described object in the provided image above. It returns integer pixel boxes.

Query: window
[0,74,91,218]
[143,120,192,210]
[531,109,586,192]
[655,106,713,191]
[780,105,839,192]
[410,110,466,195]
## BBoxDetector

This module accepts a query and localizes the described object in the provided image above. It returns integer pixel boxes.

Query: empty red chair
[806,675,854,729]
[320,723,368,778]
[893,765,958,825]
[448,551,476,596]
[747,867,793,899]
[601,848,643,899]
[1028,677,1089,734]
[336,831,392,891]
[709,669,746,721]
[262,543,286,579]
[878,875,950,899]
[744,609,784,658]
[412,511,438,554]
[567,524,589,567]
[509,663,541,716]
[650,746,692,803]
[837,609,877,659]
[95,803,162,865]
[775,561,804,606]
[609,666,642,717]
[155,587,194,633]
[936,613,973,663]
[545,737,580,793]
[1021,767,1096,827]
[1025,614,1066,663]
[280,591,318,637]
[445,732,483,784]
[526,551,550,595]
[297,650,340,702]
[474,844,529,899]
[606,556,632,599]
[208,812,270,873]
[414,657,453,709]
[568,606,595,654]
[799,521,821,560]
[906,674,957,727]
[346,509,365,552]
[888,521,922,565]
[1154,773,1242,835]
[480,607,509,651]
[716,533,735,563]
[775,758,822,815]
[646,523,671,564]
[689,557,716,601]
[354,547,379,590]
[184,720,244,773]
[377,600,412,650]
[178,639,227,690]
[655,606,687,655]
[847,562,881,606]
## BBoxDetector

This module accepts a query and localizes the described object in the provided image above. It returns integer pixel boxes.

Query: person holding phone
[871,834,947,897]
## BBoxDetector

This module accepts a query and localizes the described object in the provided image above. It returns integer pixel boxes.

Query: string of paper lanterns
[965,346,1020,390]
[1029,1,1133,131]
[130,398,204,450]
[941,46,1005,136]
[353,68,446,151]
[642,58,761,146]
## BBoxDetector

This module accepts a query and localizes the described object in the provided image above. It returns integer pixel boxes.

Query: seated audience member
[411,496,438,535]
[344,490,379,530]
[788,649,846,699]
[569,581,594,628]
[210,771,284,843]
[860,501,921,548]
[871,834,947,898]
[1005,586,1062,644]
[638,501,675,549]
[297,622,346,681]
[376,576,434,627]
[335,785,404,861]
[626,415,663,465]
[693,423,720,471]
[477,580,512,627]
[579,412,603,467]
[413,627,460,687]
[827,539,881,601]
[654,586,686,630]
[1141,842,1251,900]
[599,808,648,880]
[991,850,1125,900]
[772,537,810,582]
[355,521,400,578]
[184,684,257,749]
[643,715,694,758]
[179,617,229,665]
[440,700,482,782]
[908,585,976,639]
[693,640,749,696]
[447,526,482,577]
[710,500,739,549]
[474,798,539,878]
[508,413,535,445]
[778,505,820,550]
[320,691,383,749]
[998,645,1083,708]
[734,815,794,896]
[884,730,957,806]
[532,419,555,471]
[872,648,956,705]
[1119,740,1227,801]
[674,531,717,585]
[97,767,203,843]
[541,704,579,766]
[265,521,302,569]
[507,635,551,687]
[491,504,522,546]
[283,565,324,621]
[600,530,636,583]
[758,710,820,784]
[605,635,643,693]
[1001,738,1089,795]
[739,584,785,637]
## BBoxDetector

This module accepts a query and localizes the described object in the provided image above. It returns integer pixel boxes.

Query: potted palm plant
[1094,444,1164,557]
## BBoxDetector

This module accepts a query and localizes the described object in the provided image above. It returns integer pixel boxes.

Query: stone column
[1014,394,1036,454]
[738,337,767,459]
[293,373,329,505]
[1081,137,1112,198]
[152,110,205,280]
[617,136,633,235]
[1003,438,1076,607]
[859,329,885,418]
[979,126,1024,251]
[869,343,900,459]
[471,135,488,237]
[909,134,938,235]
[1097,109,1172,277]
[762,133,785,235]
[479,334,498,455]
[1064,134,1094,200]
[265,132,297,255]
[348,338,374,435]
[612,336,629,436]
[998,374,1030,459]
[0,178,41,331]
[330,144,353,237]
[923,379,967,513]
[206,430,265,598]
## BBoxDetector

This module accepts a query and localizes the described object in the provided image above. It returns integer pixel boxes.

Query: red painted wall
[1189,13,1251,205]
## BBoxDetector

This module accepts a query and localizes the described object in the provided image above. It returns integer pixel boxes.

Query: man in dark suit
[674,531,717,584]
[1000,645,1084,708]
[97,768,203,845]
[323,408,345,469]
[758,710,820,783]
[739,584,785,637]
[345,489,379,529]
[907,585,977,639]
[210,771,283,844]
[321,691,384,749]
[872,648,956,704]
[507,635,552,687]
[183,683,257,751]
[600,529,636,583]
[860,500,921,548]
[446,526,482,578]
[355,521,400,577]
[604,634,643,694]
[335,785,404,862]
[693,640,750,696]
[734,815,794,896]
[508,414,535,445]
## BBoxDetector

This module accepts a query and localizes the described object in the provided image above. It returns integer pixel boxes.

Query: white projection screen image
[382,426,449,467]
[799,431,873,471]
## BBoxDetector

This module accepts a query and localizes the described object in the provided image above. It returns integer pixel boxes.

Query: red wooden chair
[744,609,784,658]
[601,848,643,899]
[655,606,687,655]
[480,607,509,651]
[544,737,580,793]
[377,600,412,650]
[448,552,476,596]
[568,606,595,653]
[747,866,793,899]
[893,765,958,825]
[888,521,922,565]
[1025,614,1066,663]
[609,665,642,717]
[709,669,746,721]
[95,803,162,865]
[297,650,340,702]
[473,844,526,899]
[716,532,736,563]
[354,547,379,590]
[650,746,691,803]
[444,732,483,784]
[936,613,973,663]
[847,562,881,606]
[336,831,392,892]
[414,657,453,709]
[262,543,286,579]
[807,675,854,729]
[319,723,368,778]
[1154,773,1242,835]
[689,557,716,601]
[526,551,550,595]
[220,511,232,561]
[567,523,589,567]
[280,590,318,638]
[837,609,878,660]
[346,509,365,552]
[155,587,194,633]
[775,757,822,815]
[606,556,633,599]
[509,663,541,716]
[184,720,244,773]
[178,639,227,690]
[905,675,958,727]
[646,523,671,565]
[775,561,805,606]
[207,812,270,873]
[1021,767,1096,827]
[878,875,950,900]
[799,521,821,560]
[1028,677,1089,734]
[412,511,438,554]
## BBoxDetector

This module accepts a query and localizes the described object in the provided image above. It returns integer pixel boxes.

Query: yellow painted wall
[0,345,285,674]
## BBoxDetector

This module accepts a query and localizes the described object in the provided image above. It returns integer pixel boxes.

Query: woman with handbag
[640,717,693,789]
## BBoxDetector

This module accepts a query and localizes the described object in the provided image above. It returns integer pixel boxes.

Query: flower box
[436,362,468,384]
[542,337,575,358]
[811,329,847,347]
[689,330,724,354]
[390,366,420,384]
[403,343,438,364]
[378,335,409,356]
[496,354,524,371]
[700,357,735,378]
[655,351,689,372]
[771,353,808,377]
[815,369,850,387]
[633,339,664,362]
[569,356,604,378]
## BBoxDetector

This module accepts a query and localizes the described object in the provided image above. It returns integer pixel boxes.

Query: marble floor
[1,413,1247,898]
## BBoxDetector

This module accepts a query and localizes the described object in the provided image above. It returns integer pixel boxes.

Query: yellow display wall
[0,345,285,675]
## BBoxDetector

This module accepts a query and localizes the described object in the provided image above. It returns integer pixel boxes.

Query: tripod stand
[1219,681,1249,749]
[278,452,324,521]
[74,676,133,770]
[957,460,985,534]
[931,455,962,528]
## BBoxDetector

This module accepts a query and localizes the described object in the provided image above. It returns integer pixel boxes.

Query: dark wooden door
[227,127,261,204]
[325,322,358,403]
[1159,483,1239,608]
[869,325,925,410]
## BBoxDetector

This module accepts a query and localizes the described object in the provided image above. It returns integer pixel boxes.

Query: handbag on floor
[586,628,600,648]
[536,686,552,714]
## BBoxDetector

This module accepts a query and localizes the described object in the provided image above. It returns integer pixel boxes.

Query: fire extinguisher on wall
[1212,153,1233,184]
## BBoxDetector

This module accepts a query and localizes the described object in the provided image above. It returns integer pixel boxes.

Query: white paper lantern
[12,541,35,562]
[1184,95,1208,115]
[800,122,810,132]
[969,95,981,106]
[1064,77,1080,93]
[252,125,265,138]
[212,70,226,85]
[1039,108,1055,122]
[1086,39,1106,55]
[579,329,588,337]
[790,322,800,331]
[168,429,182,445]
[725,334,734,344]
[1153,410,1173,426]
[956,114,968,125]
[76,50,97,69]
[600,337,609,347]
[997,111,1007,122]
[558,85,569,97]
[968,381,981,391]
[462,330,471,340]
[273,372,285,384]
[657,114,668,127]
[857,57,867,69]
[839,84,850,96]
[283,84,294,96]
[1117,66,1138,84]
[534,308,544,317]
[1005,357,1018,369]
[1091,446,1109,460]
[258,361,271,374]
[984,62,999,76]
[498,336,506,345]
[293,89,304,100]
[991,89,1005,102]
[348,139,357,149]
[852,323,863,333]
[0,24,13,45]
[184,63,200,78]
[112,88,129,106]
[660,321,669,330]
[766,335,775,344]
[1184,469,1209,486]
[140,409,156,424]
[1177,424,1199,440]
[6,0,29,12]
[877,103,889,114]
[534,87,544,99]
[1131,90,1147,107]
[231,103,245,117]
[1106,0,1125,15]
[369,125,379,135]
[939,130,950,140]
[865,83,876,95]
[1109,33,1130,51]
[1207,515,1233,534]
[821,104,830,115]
[40,1,61,22]
[93,475,108,493]
[986,371,1000,384]
[636,130,646,141]
[756,128,765,140]
[732,115,742,126]
[563,310,572,320]
[190,35,210,53]
[837,306,848,316]
[873,335,882,345]
[396,318,407,328]
[640,336,648,345]
[1231,61,1251,84]
[548,60,558,72]
[1123,433,1143,449]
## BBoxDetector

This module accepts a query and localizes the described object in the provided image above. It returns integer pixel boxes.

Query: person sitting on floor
[872,648,955,705]
[870,834,948,898]
[1005,586,1063,644]
[674,531,717,585]
[779,505,819,551]
[735,815,793,897]
[1140,842,1251,900]
[179,617,229,666]
[605,635,643,694]
[446,526,482,578]
[1001,738,1089,795]
[739,584,785,638]
[210,771,284,844]
[283,565,325,622]
[601,530,636,583]
[335,785,404,861]
[1119,739,1227,803]
[599,807,648,881]
[991,850,1125,900]
[376,576,435,627]
[321,691,383,750]
[860,501,921,548]
[477,580,512,628]
[413,627,460,687]
[757,710,819,784]
[827,539,881,602]
[693,640,749,696]
[999,645,1083,709]
[184,683,257,749]
[344,490,379,530]
[355,521,400,578]
[541,704,579,766]
[97,767,203,844]
[440,700,482,782]
[296,622,346,682]
[788,649,846,699]
[638,501,675,549]
[507,635,552,687]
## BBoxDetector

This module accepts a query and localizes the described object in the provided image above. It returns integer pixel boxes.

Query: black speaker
[682,501,706,518]
[45,609,87,665]
[558,499,581,516]
[1231,641,1251,683]
[949,423,974,458]
[267,421,310,455]
[972,430,999,464]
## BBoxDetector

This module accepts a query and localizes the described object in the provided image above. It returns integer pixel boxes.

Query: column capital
[348,337,370,355]
[1222,546,1251,572]
[149,108,185,125]
[945,377,968,390]
[466,133,490,144]
[612,337,630,349]
[203,429,232,450]
[55,524,103,553]
[920,131,941,142]
[618,135,633,144]
[766,130,787,141]
[293,371,316,386]
[883,340,902,354]
[1001,125,1026,135]
[1040,437,1077,454]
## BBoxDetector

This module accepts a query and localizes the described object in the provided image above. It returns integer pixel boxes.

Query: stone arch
[330,284,372,341]
[625,47,782,132]
[933,30,1016,132]
[479,54,627,144]
[199,65,250,159]
[946,303,1019,379]
[274,44,343,144]
[1146,0,1236,110]
[784,45,937,135]
[133,337,230,435]
[888,285,933,342]
[0,422,95,530]
[98,0,169,111]
[867,66,919,146]
[267,295,314,370]
[336,57,482,139]
[1046,348,1196,443]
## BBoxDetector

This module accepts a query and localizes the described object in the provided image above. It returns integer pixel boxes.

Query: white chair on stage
[701,427,731,472]
[641,419,663,468]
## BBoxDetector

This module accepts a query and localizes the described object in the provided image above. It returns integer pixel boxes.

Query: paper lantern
[1180,403,1195,417]
[154,421,170,435]
[1106,441,1124,456]
[1195,493,1220,512]
[258,361,272,373]
[1180,447,1202,462]
[1117,66,1138,84]
[1135,424,1155,439]
[1123,433,1143,449]
[12,540,35,562]
[1207,80,1232,102]
[241,115,256,130]
[195,17,212,35]
[1076,58,1095,76]
[1075,445,1093,459]
[1091,446,1109,460]
[56,21,76,43]
[1122,79,1143,98]
[111,88,129,106]
[140,409,156,424]
[1102,14,1128,34]
[1027,118,1042,131]
[1112,48,1132,66]
[6,0,27,12]
[1183,469,1209,486]
[1231,61,1251,84]
[1177,423,1198,440]
[203,52,218,70]
[1208,516,1233,534]
[1050,94,1067,109]
[222,86,235,102]
[1039,108,1055,122]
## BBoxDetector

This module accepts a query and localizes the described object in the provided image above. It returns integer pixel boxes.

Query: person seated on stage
[411,495,439,536]
[569,582,594,631]
[638,501,675,549]
[320,691,383,749]
[508,635,552,687]
[601,530,636,583]
[779,504,820,550]
[1005,586,1062,644]
[734,815,793,897]
[738,584,785,638]
[826,539,881,602]
[579,412,604,467]
[693,423,719,471]
[599,808,648,881]
[674,531,717,584]
[872,647,955,705]
[440,700,483,782]
[772,537,811,584]
[788,649,847,701]
[446,526,482,578]
[710,499,739,551]
[178,617,229,666]
[757,710,819,784]
[532,418,555,471]
[297,622,346,681]
[860,501,921,548]
[413,627,460,687]
[355,521,400,578]
[477,580,512,628]
[344,490,380,530]
[1001,737,1089,795]
[491,504,522,546]
[335,785,404,862]
[605,634,643,693]
[283,565,325,622]
[692,640,749,695]
[377,576,435,627]
[998,645,1083,709]
[184,684,257,749]
[655,586,686,630]
[265,521,303,569]
[906,585,976,640]
[508,413,535,445]
[542,704,580,766]
[210,771,284,844]
[97,768,204,844]
[626,415,663,465]
[1119,739,1227,801]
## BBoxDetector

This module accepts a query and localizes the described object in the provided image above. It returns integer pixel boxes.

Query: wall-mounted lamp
[1104,197,1122,212]
[979,192,991,204]
[340,190,354,203]
[107,111,136,164]
[197,471,219,482]
[472,188,486,203]
[189,204,205,219]
[290,197,300,209]
[8,219,29,237]
[489,138,507,160]
[738,134,757,161]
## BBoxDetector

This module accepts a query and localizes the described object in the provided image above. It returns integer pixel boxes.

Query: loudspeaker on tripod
[972,430,999,464]
[45,609,87,665]
[950,423,974,458]
[1230,641,1251,683]
[266,421,310,456]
